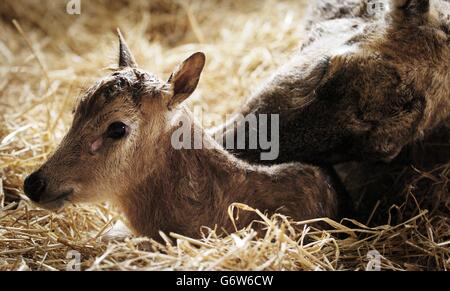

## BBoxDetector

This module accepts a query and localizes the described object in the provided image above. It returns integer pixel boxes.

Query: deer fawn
[23,32,345,240]
[213,0,450,165]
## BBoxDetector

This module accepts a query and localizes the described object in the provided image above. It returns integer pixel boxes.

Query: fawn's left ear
[117,28,138,68]
[166,52,206,109]
[390,0,430,24]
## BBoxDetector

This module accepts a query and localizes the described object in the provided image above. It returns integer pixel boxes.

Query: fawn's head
[23,30,205,210]
[279,0,449,163]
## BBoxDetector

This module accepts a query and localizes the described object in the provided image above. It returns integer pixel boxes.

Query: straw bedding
[0,0,448,271]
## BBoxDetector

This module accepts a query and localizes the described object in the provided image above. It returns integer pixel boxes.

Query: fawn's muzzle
[24,171,47,202]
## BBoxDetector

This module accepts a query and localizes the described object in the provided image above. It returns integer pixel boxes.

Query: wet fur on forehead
[75,68,168,119]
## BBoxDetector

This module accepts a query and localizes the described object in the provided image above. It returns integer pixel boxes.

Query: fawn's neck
[119,107,252,238]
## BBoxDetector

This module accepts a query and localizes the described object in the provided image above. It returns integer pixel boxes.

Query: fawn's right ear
[165,52,206,109]
[117,28,137,68]
[390,0,430,25]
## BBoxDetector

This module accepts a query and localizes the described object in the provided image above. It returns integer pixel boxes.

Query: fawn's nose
[24,171,47,202]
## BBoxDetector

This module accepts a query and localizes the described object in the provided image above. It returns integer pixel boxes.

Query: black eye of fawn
[107,122,128,139]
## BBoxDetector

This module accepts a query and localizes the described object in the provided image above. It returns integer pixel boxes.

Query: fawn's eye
[107,122,128,139]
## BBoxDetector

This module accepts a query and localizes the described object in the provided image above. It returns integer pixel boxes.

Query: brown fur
[23,39,342,240]
[214,0,450,165]
[119,109,339,238]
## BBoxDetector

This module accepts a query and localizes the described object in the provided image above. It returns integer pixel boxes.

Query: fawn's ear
[166,52,206,109]
[390,0,430,24]
[117,28,137,68]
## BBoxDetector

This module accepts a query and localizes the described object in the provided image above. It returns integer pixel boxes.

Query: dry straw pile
[0,0,448,271]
